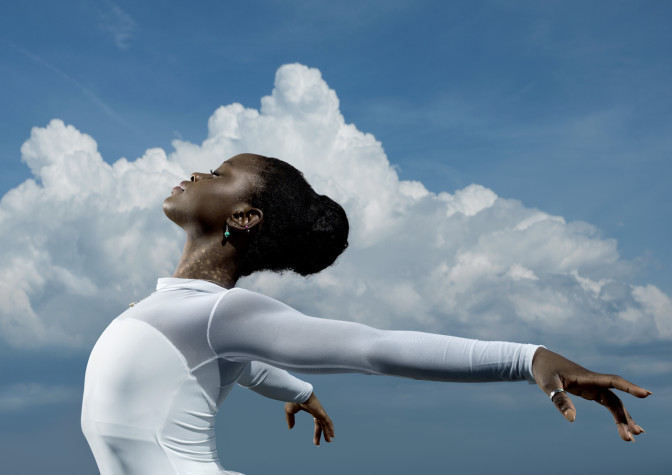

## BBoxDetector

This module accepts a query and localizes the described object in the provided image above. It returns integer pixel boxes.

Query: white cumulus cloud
[0,63,670,360]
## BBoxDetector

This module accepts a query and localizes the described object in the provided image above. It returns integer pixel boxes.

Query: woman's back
[81,280,231,474]
[82,279,268,475]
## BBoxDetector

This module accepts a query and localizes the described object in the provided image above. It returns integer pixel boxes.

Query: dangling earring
[224,224,231,238]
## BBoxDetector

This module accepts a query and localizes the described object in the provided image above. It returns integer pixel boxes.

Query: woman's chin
[162,197,181,224]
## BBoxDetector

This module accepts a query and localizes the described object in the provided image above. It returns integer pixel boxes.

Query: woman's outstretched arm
[531,347,650,442]
[210,288,650,441]
[209,288,538,382]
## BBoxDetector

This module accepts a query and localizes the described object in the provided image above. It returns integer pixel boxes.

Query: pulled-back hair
[237,156,349,277]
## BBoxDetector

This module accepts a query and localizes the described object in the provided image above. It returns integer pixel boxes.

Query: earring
[224,224,231,238]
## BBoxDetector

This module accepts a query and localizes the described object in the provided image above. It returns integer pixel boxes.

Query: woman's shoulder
[221,286,288,306]
[215,287,299,319]
[207,287,303,351]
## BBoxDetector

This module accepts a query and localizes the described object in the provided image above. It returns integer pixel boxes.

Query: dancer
[82,153,650,475]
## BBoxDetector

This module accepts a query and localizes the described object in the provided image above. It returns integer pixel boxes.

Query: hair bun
[291,195,349,276]
[237,156,349,277]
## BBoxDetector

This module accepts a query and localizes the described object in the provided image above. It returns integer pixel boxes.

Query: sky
[0,1,671,474]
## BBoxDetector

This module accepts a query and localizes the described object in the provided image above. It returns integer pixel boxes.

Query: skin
[165,153,651,445]
[163,153,265,289]
[531,347,650,442]
[285,393,335,446]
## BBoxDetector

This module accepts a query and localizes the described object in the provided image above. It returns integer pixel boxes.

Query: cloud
[0,383,78,412]
[99,1,136,50]
[0,64,670,359]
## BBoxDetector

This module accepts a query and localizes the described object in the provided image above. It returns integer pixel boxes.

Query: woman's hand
[532,347,651,442]
[284,392,335,446]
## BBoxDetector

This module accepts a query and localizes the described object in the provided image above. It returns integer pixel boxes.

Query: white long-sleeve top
[82,278,540,475]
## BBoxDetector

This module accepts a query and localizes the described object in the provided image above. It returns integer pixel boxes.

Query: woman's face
[163,154,261,233]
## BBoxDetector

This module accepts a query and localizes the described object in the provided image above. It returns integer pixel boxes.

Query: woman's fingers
[314,416,334,444]
[540,368,577,422]
[553,380,648,441]
[568,384,647,442]
[323,416,334,442]
[312,416,335,445]
[299,392,334,445]
[599,389,630,441]
[533,348,651,442]
[313,418,323,446]
[571,372,650,441]
[598,390,646,442]
[284,402,298,429]
[623,407,645,435]
[286,393,335,445]
[549,387,577,422]
[579,372,652,398]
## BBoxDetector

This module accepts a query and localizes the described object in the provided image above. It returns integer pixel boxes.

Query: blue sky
[1,1,670,474]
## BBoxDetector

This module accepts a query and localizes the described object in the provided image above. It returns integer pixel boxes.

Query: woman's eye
[210,169,219,177]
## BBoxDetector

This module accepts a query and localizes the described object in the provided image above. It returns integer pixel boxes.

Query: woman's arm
[237,360,313,403]
[210,289,650,441]
[209,288,538,382]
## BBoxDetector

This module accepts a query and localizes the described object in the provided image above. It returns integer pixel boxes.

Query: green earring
[224,224,231,238]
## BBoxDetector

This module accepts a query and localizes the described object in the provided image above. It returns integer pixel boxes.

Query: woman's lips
[172,181,188,192]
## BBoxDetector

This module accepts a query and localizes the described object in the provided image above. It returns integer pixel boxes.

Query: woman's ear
[229,207,263,232]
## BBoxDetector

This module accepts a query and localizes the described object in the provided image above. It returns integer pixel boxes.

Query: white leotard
[82,278,540,474]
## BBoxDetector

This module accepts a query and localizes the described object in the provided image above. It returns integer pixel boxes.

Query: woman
[81,153,650,475]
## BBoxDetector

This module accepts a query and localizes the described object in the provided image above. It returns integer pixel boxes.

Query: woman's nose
[190,172,207,182]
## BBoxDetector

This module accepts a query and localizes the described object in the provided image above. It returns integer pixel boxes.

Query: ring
[549,388,565,400]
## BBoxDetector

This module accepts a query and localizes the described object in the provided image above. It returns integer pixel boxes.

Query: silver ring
[549,388,565,400]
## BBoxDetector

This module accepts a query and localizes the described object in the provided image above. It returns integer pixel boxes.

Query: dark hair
[237,156,349,277]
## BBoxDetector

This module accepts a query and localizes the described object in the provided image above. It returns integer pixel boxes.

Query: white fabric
[82,278,540,474]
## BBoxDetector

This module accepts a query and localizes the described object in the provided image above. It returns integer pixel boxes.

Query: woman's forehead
[228,153,266,164]
[221,153,265,171]
[212,155,265,193]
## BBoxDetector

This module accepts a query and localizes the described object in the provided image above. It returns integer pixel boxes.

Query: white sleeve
[237,361,313,403]
[208,289,540,383]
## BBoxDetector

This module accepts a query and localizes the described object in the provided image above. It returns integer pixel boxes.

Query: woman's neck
[172,236,239,289]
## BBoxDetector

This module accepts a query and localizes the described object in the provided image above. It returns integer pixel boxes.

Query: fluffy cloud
[0,63,670,356]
